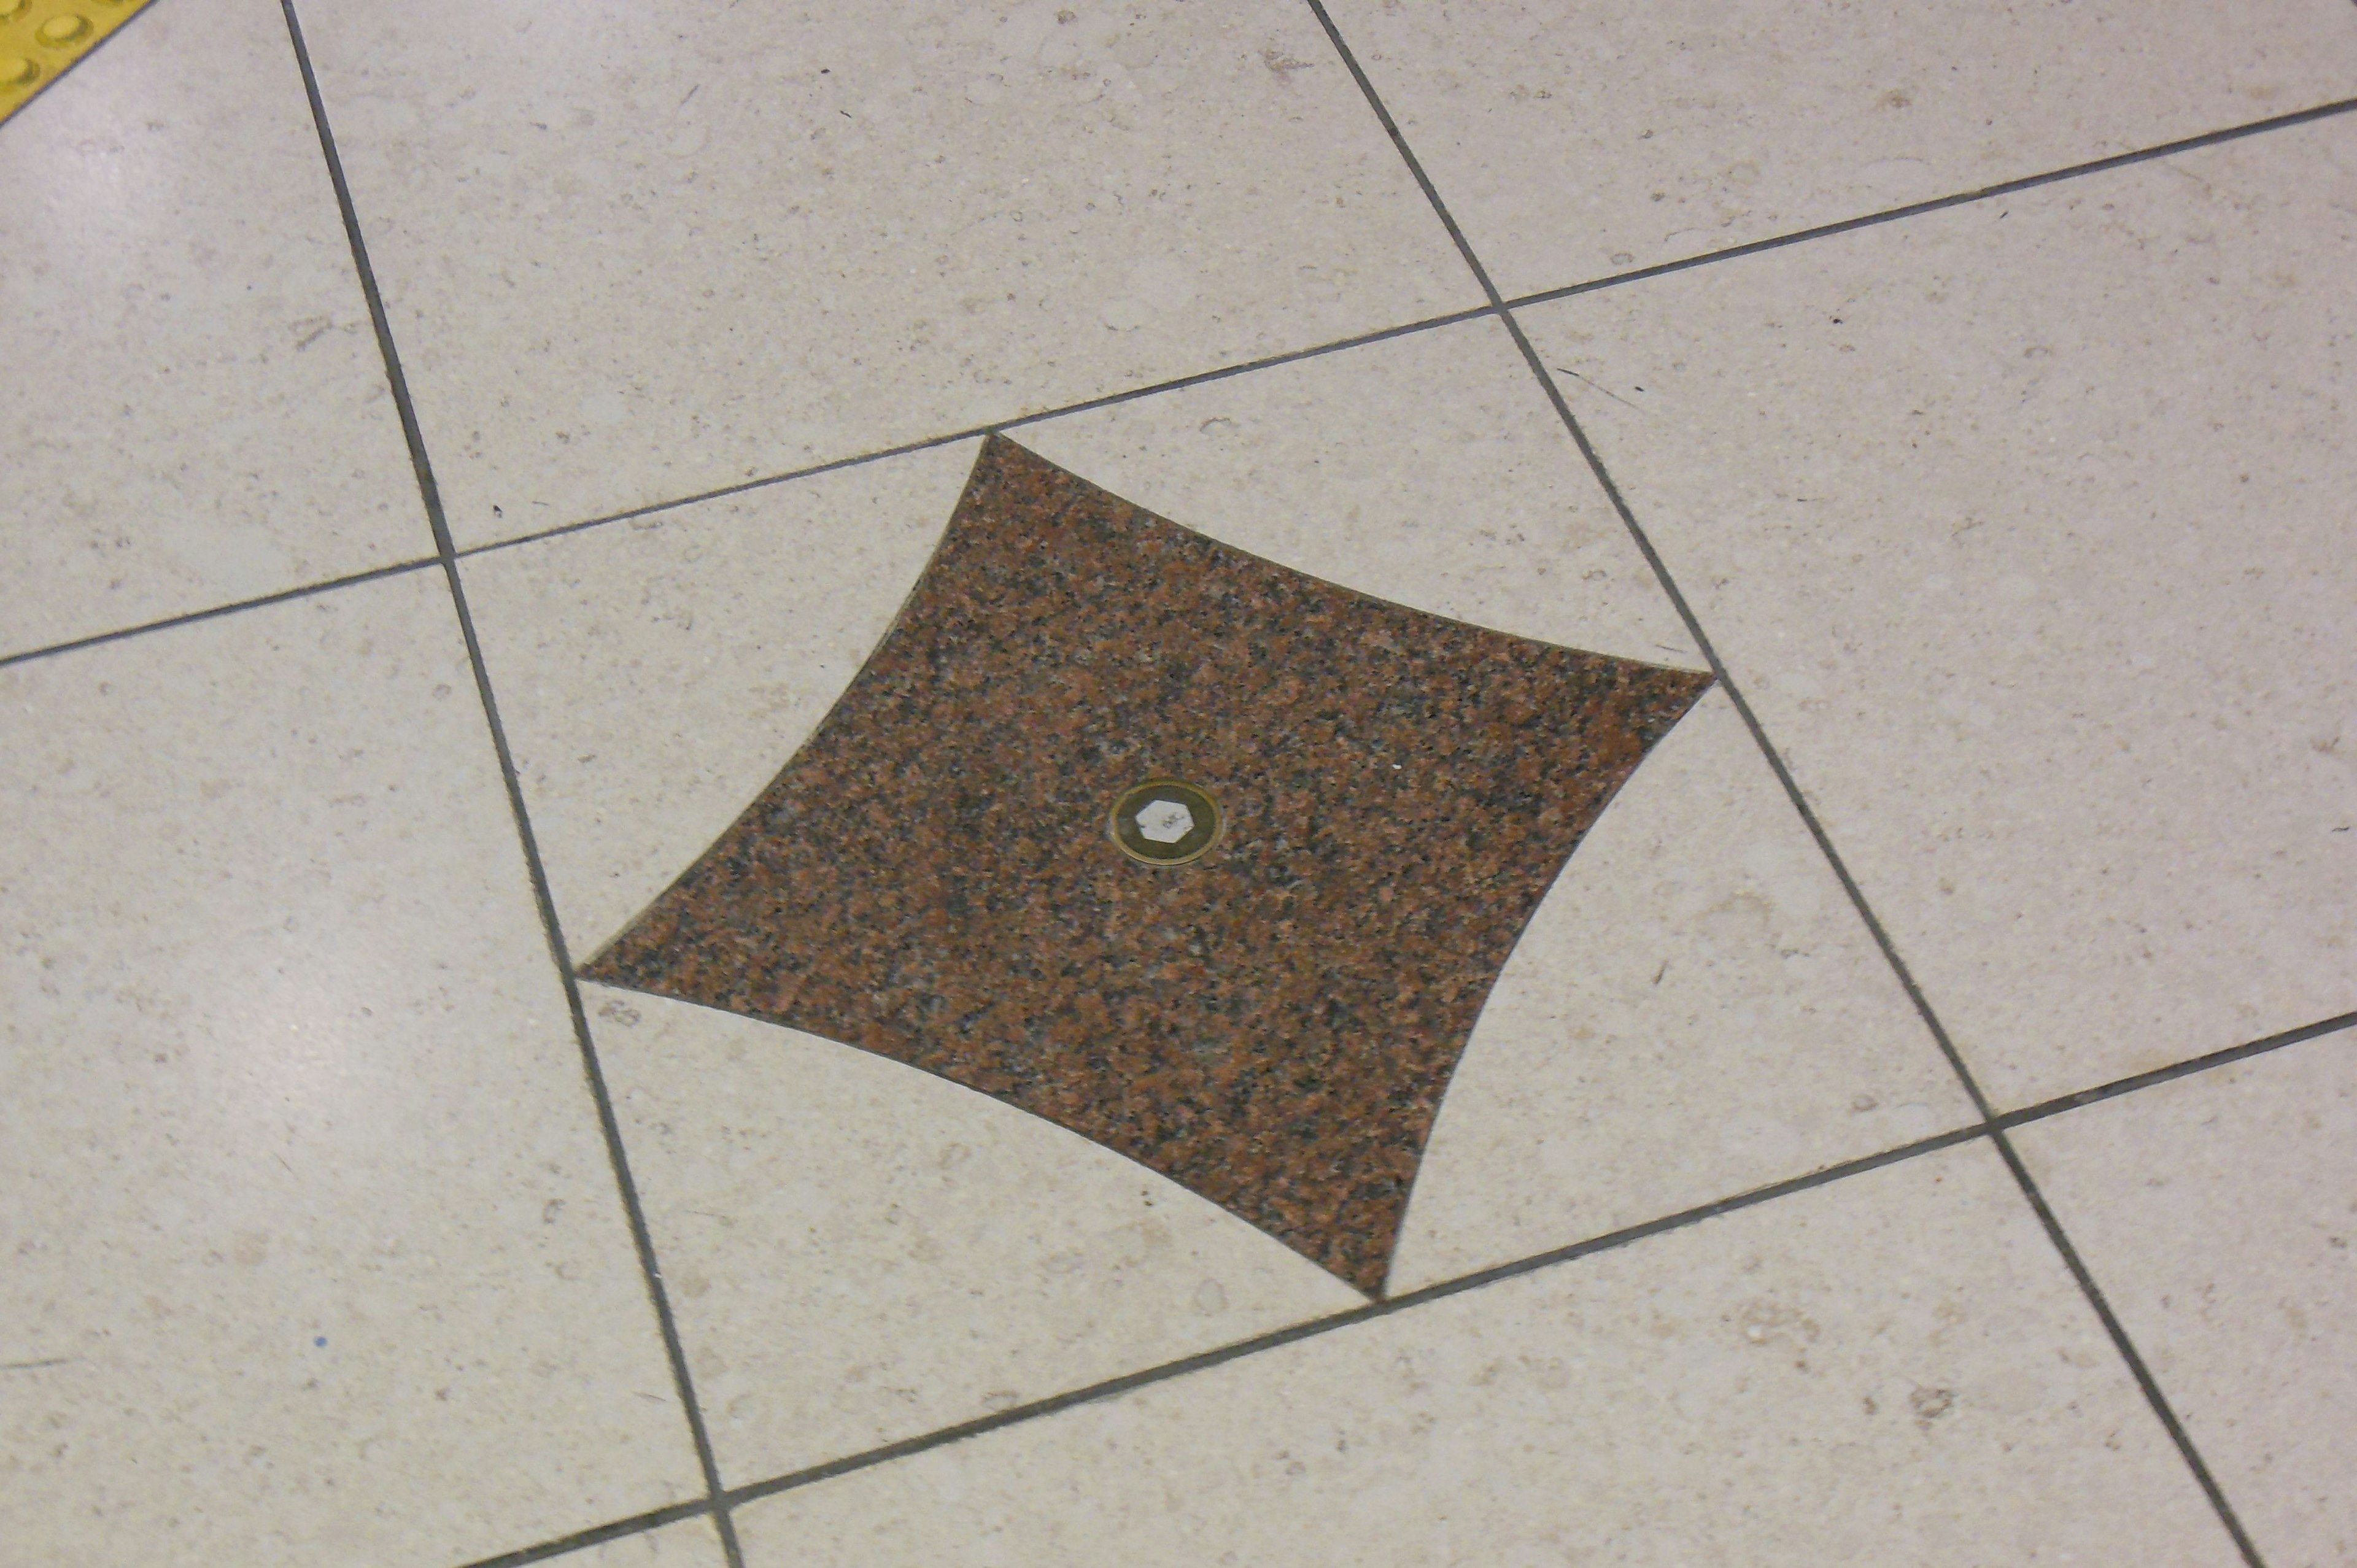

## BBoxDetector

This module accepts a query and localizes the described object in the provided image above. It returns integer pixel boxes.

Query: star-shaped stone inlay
[584,436,1711,1293]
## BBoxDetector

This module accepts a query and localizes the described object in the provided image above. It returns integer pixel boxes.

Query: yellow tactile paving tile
[0,0,152,125]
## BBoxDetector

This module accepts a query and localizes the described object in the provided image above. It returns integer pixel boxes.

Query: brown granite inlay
[584,436,1711,1294]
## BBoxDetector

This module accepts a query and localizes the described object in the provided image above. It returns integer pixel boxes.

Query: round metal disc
[1109,778,1222,867]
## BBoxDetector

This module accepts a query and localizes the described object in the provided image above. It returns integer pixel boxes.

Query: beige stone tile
[737,1143,2240,1567]
[2013,1034,2357,1568]
[1017,314,1702,668]
[1323,0,2357,298]
[0,573,700,1566]
[461,443,980,960]
[1390,690,1975,1292]
[293,0,1479,549]
[1517,120,2357,1108]
[555,1516,730,1567]
[590,989,1361,1486]
[1,0,426,659]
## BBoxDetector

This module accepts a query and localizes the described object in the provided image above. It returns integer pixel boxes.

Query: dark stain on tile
[584,436,1711,1294]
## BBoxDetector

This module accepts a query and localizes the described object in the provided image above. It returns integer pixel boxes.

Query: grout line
[14,101,2337,675]
[451,96,2357,569]
[1506,95,2357,311]
[721,1122,1991,1511]
[1299,2,1495,305]
[1980,1129,2274,1566]
[450,1124,1977,1559]
[274,5,746,1565]
[455,306,1495,560]
[0,558,439,671]
[442,991,2355,1563]
[1299,2,2277,1562]
[454,1500,719,1568]
[1506,144,2285,1568]
[459,427,988,559]
[1999,1009,2357,1132]
[989,304,1485,425]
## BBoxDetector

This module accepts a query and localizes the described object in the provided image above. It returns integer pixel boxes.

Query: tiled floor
[3,3,2352,1566]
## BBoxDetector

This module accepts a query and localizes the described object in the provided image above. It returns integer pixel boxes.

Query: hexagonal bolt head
[1135,798,1195,844]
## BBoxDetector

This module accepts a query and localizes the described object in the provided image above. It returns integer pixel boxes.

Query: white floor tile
[1017,314,1701,668]
[0,573,700,1566]
[1,0,426,658]
[293,0,1479,548]
[2014,1033,2357,1568]
[1325,0,2357,296]
[1391,690,1976,1292]
[737,1144,2241,1568]
[552,1517,729,1568]
[461,443,981,962]
[590,989,1360,1485]
[1519,119,2357,1108]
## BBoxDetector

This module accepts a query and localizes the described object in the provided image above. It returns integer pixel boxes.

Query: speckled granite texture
[584,436,1711,1292]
